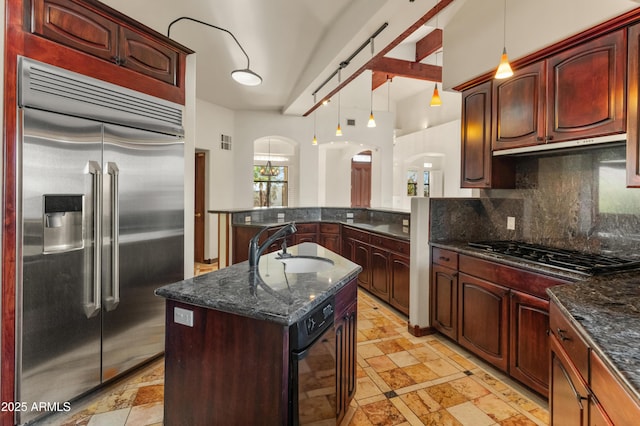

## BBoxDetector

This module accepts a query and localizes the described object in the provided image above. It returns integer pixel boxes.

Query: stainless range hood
[493,133,627,156]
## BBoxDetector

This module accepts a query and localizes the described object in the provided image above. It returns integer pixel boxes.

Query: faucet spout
[248,222,297,269]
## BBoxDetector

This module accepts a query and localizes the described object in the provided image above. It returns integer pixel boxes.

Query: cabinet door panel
[119,27,177,85]
[32,0,119,61]
[627,23,640,187]
[549,335,588,426]
[431,264,457,340]
[458,273,509,371]
[390,254,410,315]
[354,242,371,290]
[493,62,546,150]
[510,291,549,395]
[547,30,625,141]
[461,81,492,187]
[370,248,390,300]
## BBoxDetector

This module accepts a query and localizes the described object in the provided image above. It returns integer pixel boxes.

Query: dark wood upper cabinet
[32,0,119,61]
[627,22,640,187]
[547,30,626,142]
[461,81,492,188]
[461,81,515,189]
[492,62,546,150]
[31,0,181,86]
[119,27,178,85]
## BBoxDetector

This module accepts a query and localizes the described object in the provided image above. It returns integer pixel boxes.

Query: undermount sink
[277,256,335,273]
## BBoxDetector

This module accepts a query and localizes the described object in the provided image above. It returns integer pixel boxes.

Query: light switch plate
[507,216,516,230]
[174,307,194,327]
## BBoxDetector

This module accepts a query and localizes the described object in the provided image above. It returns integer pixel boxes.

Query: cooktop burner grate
[467,241,640,275]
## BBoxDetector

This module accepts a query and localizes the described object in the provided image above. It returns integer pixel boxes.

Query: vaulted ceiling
[100,0,464,115]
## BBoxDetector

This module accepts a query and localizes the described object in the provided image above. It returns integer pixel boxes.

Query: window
[253,166,288,207]
[423,171,430,197]
[407,171,417,196]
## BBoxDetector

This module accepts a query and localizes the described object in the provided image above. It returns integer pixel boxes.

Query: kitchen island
[547,273,640,425]
[155,242,361,425]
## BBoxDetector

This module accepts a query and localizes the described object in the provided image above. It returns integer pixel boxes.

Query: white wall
[233,106,395,209]
[194,99,235,261]
[444,0,638,89]
[183,54,197,278]
[393,120,472,209]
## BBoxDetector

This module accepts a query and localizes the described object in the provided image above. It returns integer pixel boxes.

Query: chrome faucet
[248,222,297,269]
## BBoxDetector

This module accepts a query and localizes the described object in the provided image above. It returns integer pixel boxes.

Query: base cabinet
[430,247,572,396]
[458,272,509,372]
[510,291,550,395]
[549,299,640,425]
[335,280,358,424]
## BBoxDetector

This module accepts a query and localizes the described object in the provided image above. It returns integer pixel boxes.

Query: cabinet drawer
[343,226,370,243]
[370,234,409,255]
[549,302,589,381]
[320,223,340,234]
[295,222,318,234]
[432,247,458,269]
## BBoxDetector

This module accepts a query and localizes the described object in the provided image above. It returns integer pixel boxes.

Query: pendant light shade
[336,123,342,136]
[367,39,377,128]
[336,70,343,136]
[367,112,376,128]
[430,83,442,107]
[495,47,514,79]
[495,0,513,79]
[231,68,262,86]
[312,94,318,145]
[167,17,263,86]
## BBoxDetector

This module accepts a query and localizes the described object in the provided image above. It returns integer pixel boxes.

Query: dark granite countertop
[155,243,362,326]
[430,241,586,281]
[431,241,640,405]
[234,220,410,241]
[547,274,640,405]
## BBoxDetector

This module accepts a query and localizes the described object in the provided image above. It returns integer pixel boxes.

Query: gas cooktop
[467,241,640,275]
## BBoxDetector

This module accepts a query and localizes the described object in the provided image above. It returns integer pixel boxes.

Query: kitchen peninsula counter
[155,242,361,325]
[547,272,640,405]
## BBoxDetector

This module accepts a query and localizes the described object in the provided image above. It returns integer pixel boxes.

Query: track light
[167,17,262,86]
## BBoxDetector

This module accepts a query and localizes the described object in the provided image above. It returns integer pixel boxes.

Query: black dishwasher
[289,296,336,425]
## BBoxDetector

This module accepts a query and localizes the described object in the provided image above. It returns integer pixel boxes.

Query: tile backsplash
[431,144,640,258]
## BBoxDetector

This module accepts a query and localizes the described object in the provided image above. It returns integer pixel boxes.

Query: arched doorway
[351,151,371,207]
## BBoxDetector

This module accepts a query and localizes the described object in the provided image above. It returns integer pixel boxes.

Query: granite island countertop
[547,272,640,405]
[155,243,362,326]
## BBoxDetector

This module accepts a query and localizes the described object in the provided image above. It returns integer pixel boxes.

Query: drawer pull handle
[439,256,450,262]
[557,328,571,342]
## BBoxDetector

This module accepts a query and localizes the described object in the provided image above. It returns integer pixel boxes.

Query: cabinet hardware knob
[537,136,544,142]
[440,256,450,261]
[547,135,554,141]
[557,328,570,341]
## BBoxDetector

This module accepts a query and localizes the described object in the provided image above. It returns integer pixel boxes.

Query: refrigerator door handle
[84,161,102,318]
[105,162,120,311]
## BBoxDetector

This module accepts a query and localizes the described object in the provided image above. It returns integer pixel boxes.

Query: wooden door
[370,247,390,301]
[389,254,410,315]
[351,155,371,208]
[194,152,205,263]
[549,335,589,426]
[628,23,640,187]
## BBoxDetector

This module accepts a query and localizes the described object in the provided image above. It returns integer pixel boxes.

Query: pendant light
[260,138,278,176]
[367,38,377,128]
[495,0,513,79]
[430,52,442,107]
[312,94,318,145]
[336,69,343,136]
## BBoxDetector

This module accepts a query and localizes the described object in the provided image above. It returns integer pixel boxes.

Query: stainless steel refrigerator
[16,58,185,424]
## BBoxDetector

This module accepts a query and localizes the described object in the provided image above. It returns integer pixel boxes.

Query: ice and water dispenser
[43,194,84,253]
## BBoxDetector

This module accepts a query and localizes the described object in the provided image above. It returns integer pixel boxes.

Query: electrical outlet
[507,216,516,230]
[174,307,194,327]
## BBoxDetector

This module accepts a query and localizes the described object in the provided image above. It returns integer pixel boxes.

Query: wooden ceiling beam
[303,0,454,116]
[369,57,441,90]
[416,28,442,62]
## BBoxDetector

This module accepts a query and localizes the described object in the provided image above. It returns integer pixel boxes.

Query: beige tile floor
[42,264,548,426]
